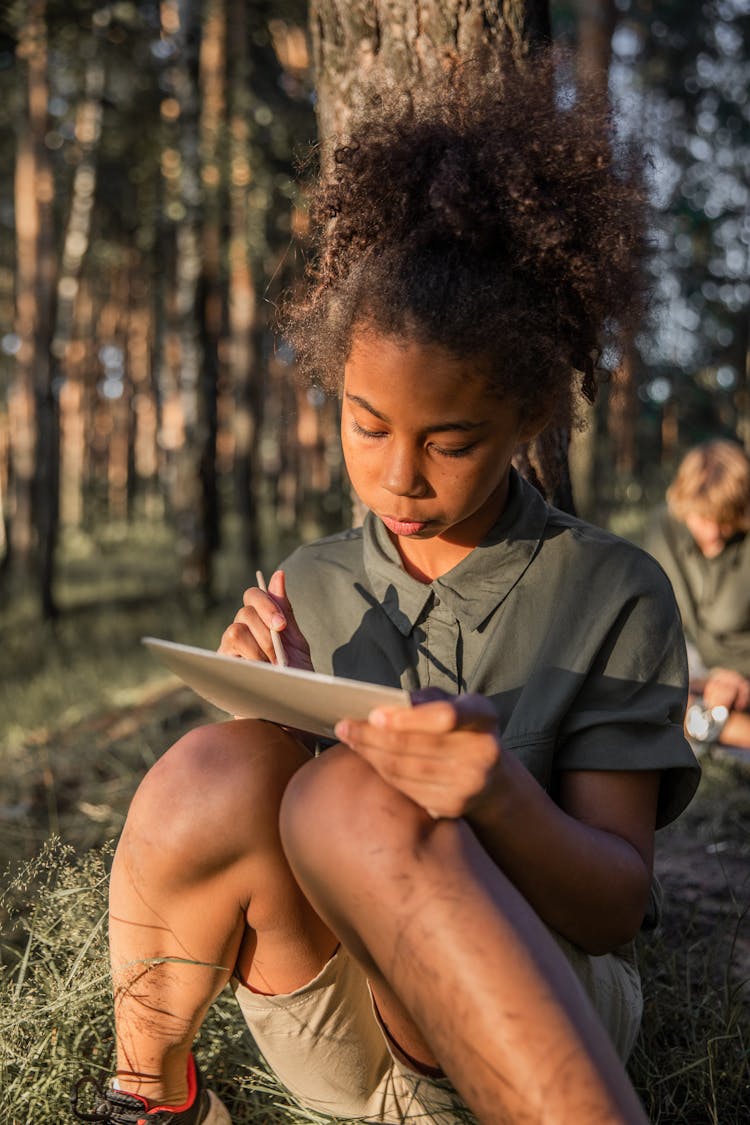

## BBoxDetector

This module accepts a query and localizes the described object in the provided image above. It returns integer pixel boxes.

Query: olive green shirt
[283,471,699,828]
[646,507,750,677]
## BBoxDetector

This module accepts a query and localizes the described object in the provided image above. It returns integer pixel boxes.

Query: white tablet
[143,637,410,739]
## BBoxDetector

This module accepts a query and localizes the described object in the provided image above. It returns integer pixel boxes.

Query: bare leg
[280,746,648,1125]
[109,719,336,1105]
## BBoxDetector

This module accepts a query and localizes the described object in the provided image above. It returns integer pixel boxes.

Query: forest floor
[2,675,749,1123]
[1,522,749,1122]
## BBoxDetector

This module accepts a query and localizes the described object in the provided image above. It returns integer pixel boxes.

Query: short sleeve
[555,557,700,828]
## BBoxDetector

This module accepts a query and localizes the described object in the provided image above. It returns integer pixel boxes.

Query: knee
[279,746,438,887]
[120,720,310,873]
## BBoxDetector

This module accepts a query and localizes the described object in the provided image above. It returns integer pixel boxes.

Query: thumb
[267,570,305,641]
[268,568,288,604]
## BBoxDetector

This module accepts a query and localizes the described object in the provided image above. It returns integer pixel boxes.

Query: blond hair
[667,440,750,532]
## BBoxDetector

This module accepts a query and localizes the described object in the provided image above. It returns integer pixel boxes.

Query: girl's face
[341,330,540,581]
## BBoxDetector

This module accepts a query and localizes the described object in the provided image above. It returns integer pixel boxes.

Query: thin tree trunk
[55,56,104,539]
[733,306,750,449]
[160,0,215,597]
[569,0,619,522]
[308,0,585,514]
[12,0,59,617]
[227,0,262,565]
[197,0,225,565]
[608,340,639,477]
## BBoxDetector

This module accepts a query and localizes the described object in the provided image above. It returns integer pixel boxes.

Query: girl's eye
[351,419,387,440]
[431,443,476,459]
[351,418,476,457]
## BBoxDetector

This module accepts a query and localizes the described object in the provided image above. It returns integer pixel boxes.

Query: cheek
[341,436,378,490]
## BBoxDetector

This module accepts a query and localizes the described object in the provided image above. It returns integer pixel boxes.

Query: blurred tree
[155,0,217,596]
[0,0,317,614]
[2,0,748,614]
[567,0,618,523]
[226,0,261,565]
[620,0,750,458]
[11,0,59,617]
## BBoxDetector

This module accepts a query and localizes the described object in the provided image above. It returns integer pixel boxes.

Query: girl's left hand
[334,693,502,820]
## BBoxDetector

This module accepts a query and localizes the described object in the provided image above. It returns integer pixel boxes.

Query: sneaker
[71,1054,232,1125]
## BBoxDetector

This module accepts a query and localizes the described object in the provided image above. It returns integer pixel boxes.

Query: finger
[368,701,458,735]
[336,718,445,760]
[266,570,310,648]
[369,694,497,734]
[225,603,280,663]
[242,585,287,633]
[217,621,272,662]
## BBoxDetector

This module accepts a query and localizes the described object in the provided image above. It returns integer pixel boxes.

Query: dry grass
[1,522,749,1122]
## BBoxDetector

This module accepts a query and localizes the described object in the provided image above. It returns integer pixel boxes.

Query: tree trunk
[733,306,750,450]
[55,54,105,538]
[311,0,550,150]
[159,0,217,598]
[197,0,225,564]
[308,0,584,514]
[12,0,59,617]
[569,0,619,522]
[227,0,262,565]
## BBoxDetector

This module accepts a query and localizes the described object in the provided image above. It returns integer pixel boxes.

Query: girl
[78,57,699,1125]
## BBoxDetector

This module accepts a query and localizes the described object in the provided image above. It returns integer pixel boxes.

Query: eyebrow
[345,393,485,433]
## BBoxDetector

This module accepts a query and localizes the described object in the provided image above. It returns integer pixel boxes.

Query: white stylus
[256,570,288,668]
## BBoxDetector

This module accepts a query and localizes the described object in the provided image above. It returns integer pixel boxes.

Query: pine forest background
[0,0,749,619]
[1,4,750,1123]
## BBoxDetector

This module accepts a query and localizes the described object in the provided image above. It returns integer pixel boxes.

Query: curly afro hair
[286,52,649,430]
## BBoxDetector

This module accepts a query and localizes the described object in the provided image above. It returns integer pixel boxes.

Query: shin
[109,719,324,1105]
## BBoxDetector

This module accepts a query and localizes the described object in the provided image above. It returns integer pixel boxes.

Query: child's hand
[703,667,750,712]
[218,570,314,671]
[334,693,502,820]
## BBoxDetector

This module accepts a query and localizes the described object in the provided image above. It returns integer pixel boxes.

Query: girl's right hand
[218,569,314,671]
[703,667,750,712]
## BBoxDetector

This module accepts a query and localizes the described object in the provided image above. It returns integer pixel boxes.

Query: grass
[628,756,750,1123]
[1,517,750,1122]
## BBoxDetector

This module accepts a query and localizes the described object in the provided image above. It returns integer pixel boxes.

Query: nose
[380,441,428,498]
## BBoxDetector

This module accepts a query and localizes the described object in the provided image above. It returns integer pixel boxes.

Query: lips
[379,515,429,536]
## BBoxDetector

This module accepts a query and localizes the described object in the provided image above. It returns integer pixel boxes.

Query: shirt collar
[362,469,549,635]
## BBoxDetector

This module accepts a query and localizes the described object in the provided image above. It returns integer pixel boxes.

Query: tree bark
[158,0,217,598]
[569,0,619,522]
[227,0,262,565]
[311,0,550,151]
[12,0,59,617]
[308,0,584,514]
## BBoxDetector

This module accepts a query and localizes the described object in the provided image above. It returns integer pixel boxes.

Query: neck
[389,475,511,583]
[396,539,476,583]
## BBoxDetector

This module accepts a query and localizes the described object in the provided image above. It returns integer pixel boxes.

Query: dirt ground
[651,747,750,987]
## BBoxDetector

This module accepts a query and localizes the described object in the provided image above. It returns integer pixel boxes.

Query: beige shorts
[231,936,642,1124]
